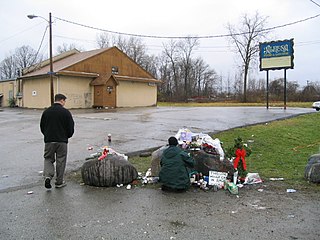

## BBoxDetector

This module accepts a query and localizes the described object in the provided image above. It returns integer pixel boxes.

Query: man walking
[40,93,74,189]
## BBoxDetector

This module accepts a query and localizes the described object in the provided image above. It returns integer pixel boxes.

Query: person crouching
[159,137,195,192]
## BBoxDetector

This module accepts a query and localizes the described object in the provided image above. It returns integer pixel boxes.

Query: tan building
[17,47,161,109]
[0,78,22,107]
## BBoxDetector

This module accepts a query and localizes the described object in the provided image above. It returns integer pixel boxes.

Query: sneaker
[45,178,52,189]
[55,181,67,188]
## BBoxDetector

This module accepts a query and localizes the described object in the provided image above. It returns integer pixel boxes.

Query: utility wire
[310,0,320,8]
[55,13,320,39]
[30,26,48,66]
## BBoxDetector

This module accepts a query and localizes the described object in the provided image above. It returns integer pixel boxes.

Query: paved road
[0,106,318,240]
[0,106,313,191]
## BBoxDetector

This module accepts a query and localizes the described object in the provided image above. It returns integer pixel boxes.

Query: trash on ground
[286,189,297,193]
[224,181,238,195]
[269,177,284,181]
[244,173,263,184]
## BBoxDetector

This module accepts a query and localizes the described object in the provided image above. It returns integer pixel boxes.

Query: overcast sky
[1,0,320,86]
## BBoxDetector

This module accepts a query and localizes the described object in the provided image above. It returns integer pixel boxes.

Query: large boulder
[150,146,234,177]
[191,150,235,176]
[81,154,138,187]
[150,146,168,176]
[305,154,320,183]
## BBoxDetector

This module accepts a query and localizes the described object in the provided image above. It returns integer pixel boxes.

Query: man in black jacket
[40,94,74,189]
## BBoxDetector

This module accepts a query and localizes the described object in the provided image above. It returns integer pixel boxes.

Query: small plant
[8,97,16,108]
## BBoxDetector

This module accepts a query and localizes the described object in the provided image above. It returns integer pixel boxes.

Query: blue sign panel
[260,40,293,58]
[259,39,294,70]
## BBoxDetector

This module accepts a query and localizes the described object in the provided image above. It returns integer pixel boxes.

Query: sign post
[259,39,294,109]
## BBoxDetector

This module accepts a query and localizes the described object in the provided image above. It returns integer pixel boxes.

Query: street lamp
[27,12,54,105]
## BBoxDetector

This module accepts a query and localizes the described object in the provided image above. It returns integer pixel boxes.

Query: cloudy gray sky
[1,0,320,86]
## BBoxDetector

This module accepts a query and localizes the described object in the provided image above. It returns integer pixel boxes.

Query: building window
[106,86,113,94]
[111,66,119,74]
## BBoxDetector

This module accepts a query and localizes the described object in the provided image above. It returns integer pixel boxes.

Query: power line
[55,13,320,39]
[29,25,48,67]
[310,0,320,8]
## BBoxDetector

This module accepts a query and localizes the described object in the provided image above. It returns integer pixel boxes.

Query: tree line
[1,12,319,103]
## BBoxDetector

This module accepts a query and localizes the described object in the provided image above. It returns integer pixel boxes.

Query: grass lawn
[129,112,320,190]
[157,101,313,108]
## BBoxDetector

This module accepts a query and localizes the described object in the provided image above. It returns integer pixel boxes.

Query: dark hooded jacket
[159,146,195,190]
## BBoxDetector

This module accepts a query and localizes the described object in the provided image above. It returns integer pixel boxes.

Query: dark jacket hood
[163,146,180,158]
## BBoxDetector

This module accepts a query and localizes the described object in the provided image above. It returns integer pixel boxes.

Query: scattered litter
[80,183,85,186]
[257,189,264,192]
[286,189,297,193]
[116,184,124,188]
[2,175,9,178]
[126,184,131,190]
[287,214,295,218]
[270,178,284,181]
[244,173,263,184]
[225,181,238,195]
[145,168,152,177]
[27,191,33,195]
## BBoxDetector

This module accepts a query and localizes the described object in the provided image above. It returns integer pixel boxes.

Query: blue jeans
[43,142,68,184]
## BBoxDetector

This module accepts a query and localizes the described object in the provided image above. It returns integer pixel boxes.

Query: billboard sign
[259,39,294,71]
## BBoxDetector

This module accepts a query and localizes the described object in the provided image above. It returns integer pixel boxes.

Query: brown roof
[21,48,111,78]
[113,75,162,84]
[90,73,112,85]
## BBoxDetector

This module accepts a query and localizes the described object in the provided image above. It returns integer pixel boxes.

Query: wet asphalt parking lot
[0,106,318,240]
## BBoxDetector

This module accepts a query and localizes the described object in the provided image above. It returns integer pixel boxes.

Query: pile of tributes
[175,128,225,161]
[150,128,262,194]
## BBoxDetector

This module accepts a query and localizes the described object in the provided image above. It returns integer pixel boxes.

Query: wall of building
[116,81,157,107]
[0,79,20,107]
[23,75,93,108]
[23,76,52,108]
[57,76,93,109]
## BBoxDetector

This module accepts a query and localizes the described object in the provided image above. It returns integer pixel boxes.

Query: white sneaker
[55,181,67,188]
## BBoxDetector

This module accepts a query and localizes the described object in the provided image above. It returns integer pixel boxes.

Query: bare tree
[192,57,218,98]
[0,56,16,79]
[96,32,111,48]
[56,43,84,54]
[162,40,181,99]
[0,45,42,79]
[140,54,159,78]
[14,45,40,70]
[227,12,269,102]
[177,37,199,101]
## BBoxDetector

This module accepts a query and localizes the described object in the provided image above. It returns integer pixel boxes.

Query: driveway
[0,106,314,191]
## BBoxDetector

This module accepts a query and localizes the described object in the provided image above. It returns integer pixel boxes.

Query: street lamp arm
[27,14,48,23]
